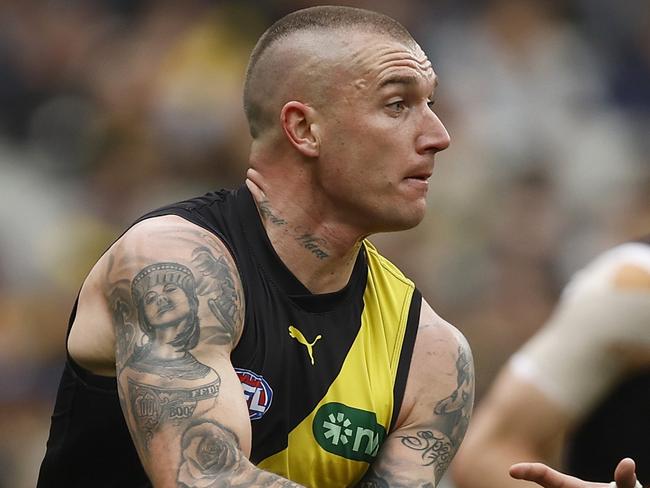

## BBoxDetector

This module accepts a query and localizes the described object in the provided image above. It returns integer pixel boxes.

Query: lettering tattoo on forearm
[356,468,434,488]
[177,420,303,488]
[399,345,474,481]
[398,431,451,481]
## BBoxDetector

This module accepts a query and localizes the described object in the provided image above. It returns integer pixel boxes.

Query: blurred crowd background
[0,0,648,486]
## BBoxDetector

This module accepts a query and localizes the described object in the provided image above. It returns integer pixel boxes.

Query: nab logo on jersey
[235,368,273,420]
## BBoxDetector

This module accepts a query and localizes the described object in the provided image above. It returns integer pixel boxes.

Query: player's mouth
[404,175,431,183]
[403,170,432,185]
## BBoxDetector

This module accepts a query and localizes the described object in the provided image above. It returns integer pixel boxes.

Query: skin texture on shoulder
[69,215,304,487]
[356,299,475,487]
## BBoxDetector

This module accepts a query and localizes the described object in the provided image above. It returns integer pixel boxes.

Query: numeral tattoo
[129,378,220,446]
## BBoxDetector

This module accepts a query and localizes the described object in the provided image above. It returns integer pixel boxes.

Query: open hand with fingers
[510,458,642,488]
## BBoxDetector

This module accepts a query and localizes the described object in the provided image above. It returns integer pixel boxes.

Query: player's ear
[280,101,320,158]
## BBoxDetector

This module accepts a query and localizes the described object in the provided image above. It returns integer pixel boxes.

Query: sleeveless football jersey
[38,186,421,487]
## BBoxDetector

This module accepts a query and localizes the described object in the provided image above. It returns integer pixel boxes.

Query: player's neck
[246,178,365,295]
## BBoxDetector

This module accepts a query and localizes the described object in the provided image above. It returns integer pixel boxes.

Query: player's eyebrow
[378,74,418,89]
[378,74,438,90]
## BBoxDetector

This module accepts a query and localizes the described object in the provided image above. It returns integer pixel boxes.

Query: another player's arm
[451,366,570,488]
[102,215,304,487]
[506,259,650,488]
[510,457,642,488]
[454,257,650,488]
[357,299,475,487]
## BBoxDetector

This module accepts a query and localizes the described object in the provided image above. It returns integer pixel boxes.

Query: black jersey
[38,186,421,487]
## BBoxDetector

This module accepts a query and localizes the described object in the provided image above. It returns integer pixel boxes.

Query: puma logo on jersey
[288,325,322,365]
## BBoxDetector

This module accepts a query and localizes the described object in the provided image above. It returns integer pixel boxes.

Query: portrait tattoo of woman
[121,262,221,448]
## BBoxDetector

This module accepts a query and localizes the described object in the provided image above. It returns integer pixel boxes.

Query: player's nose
[416,109,450,155]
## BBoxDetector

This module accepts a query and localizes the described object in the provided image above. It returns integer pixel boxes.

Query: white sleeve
[509,243,650,417]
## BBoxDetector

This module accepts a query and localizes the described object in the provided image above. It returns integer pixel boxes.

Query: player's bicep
[119,355,251,485]
[105,216,252,483]
[359,300,475,487]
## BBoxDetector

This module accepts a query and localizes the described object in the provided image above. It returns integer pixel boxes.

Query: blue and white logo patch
[235,368,273,420]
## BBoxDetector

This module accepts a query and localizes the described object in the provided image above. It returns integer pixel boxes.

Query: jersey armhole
[389,288,422,432]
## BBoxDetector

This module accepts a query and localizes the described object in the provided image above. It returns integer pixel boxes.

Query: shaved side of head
[243,6,415,139]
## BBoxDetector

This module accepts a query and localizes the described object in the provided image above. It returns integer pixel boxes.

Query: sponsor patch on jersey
[235,368,273,420]
[312,402,386,463]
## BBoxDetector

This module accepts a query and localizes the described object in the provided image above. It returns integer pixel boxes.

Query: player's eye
[386,100,406,112]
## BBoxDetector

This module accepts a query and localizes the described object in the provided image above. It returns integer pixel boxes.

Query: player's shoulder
[409,298,473,394]
[591,241,650,272]
[399,297,473,424]
[564,241,650,298]
[601,241,650,291]
[418,298,471,354]
[122,214,207,241]
[119,215,229,256]
[90,215,236,289]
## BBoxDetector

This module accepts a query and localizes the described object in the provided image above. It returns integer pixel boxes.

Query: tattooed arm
[92,215,304,487]
[357,299,474,488]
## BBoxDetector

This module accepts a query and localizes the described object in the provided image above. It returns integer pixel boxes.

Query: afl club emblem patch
[235,368,273,420]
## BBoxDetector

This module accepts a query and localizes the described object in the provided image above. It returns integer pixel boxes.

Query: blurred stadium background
[0,0,648,486]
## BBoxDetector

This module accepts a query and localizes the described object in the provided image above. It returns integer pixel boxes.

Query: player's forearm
[141,418,305,488]
[356,466,435,487]
[453,443,545,488]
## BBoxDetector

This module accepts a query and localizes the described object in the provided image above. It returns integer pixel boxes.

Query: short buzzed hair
[243,5,415,138]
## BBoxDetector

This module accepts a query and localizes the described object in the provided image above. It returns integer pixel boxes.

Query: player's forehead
[346,33,436,90]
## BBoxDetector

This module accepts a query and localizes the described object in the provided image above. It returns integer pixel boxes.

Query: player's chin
[378,202,427,232]
[402,184,429,214]
[402,205,427,229]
